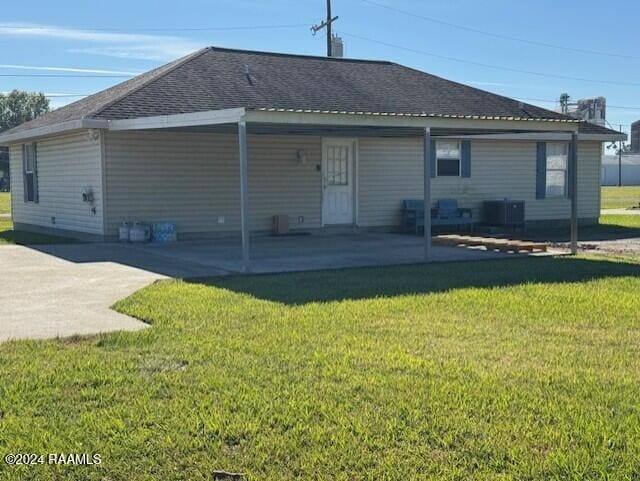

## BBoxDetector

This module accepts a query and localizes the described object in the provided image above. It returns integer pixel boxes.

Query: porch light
[297,149,307,164]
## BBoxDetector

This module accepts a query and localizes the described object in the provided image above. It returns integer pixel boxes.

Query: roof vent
[244,64,253,85]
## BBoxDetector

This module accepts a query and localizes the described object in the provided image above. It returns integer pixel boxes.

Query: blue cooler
[150,221,177,243]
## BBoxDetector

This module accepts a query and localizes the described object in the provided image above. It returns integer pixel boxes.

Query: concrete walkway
[0,242,233,343]
[0,245,162,342]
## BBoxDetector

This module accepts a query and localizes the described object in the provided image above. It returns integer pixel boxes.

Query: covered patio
[106,106,584,272]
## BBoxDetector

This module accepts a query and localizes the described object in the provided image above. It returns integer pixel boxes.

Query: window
[326,146,349,185]
[23,143,38,202]
[436,140,460,176]
[545,142,568,198]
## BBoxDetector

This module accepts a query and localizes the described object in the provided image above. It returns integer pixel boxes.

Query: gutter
[0,118,109,146]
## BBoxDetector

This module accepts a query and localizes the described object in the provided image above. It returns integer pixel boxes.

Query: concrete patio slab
[125,231,548,275]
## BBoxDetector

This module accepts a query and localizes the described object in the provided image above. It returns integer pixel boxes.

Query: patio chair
[431,198,474,232]
[402,198,473,234]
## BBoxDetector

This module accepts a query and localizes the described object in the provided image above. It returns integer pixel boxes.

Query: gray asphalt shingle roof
[4,46,622,136]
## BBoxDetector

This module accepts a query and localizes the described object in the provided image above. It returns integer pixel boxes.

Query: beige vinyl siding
[357,138,424,226]
[104,131,322,236]
[8,131,104,235]
[358,138,602,226]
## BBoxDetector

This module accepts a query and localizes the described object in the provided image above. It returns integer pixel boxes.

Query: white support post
[570,131,578,255]
[423,127,432,262]
[238,121,250,272]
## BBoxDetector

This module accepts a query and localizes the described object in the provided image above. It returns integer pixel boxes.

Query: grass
[601,186,640,210]
[0,192,10,215]
[599,214,640,229]
[1,255,640,480]
[0,219,76,245]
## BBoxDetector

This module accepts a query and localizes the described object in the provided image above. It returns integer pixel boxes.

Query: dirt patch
[551,238,640,256]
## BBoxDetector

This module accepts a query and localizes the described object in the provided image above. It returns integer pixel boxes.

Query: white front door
[322,140,354,225]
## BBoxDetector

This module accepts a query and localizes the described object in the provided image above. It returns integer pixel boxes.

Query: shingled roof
[4,46,622,136]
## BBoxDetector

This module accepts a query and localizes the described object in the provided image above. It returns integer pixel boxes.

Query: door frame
[321,137,359,226]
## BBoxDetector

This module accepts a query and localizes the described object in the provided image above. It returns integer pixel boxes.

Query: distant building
[558,94,607,126]
[331,35,344,58]
[602,154,640,186]
[631,120,640,153]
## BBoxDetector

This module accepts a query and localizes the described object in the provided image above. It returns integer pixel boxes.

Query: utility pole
[311,0,339,56]
[618,124,623,187]
[326,0,332,57]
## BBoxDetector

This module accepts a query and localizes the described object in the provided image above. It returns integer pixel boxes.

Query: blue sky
[1,0,638,146]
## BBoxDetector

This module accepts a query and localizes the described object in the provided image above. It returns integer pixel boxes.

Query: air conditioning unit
[482,199,525,228]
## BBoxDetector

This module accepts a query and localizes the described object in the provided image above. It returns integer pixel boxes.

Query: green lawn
[1,255,640,480]
[601,186,640,210]
[0,219,76,245]
[600,214,640,229]
[0,192,10,215]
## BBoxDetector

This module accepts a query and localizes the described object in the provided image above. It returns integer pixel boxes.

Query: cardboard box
[272,215,290,235]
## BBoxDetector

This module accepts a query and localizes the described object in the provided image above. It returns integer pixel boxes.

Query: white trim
[353,138,359,226]
[438,132,626,142]
[108,107,246,131]
[0,119,108,145]
[99,131,108,236]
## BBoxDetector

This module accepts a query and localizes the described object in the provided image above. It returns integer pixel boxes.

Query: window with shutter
[435,140,461,177]
[545,142,568,198]
[23,143,38,203]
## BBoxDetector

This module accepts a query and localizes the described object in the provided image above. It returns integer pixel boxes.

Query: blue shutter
[461,141,471,177]
[22,144,28,203]
[32,143,39,203]
[430,140,436,178]
[536,142,546,199]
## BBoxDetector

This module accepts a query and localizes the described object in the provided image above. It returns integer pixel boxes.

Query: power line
[359,0,640,61]
[341,32,640,87]
[513,97,640,111]
[0,23,312,33]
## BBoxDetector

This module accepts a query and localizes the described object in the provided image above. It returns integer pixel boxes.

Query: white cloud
[0,23,203,61]
[465,81,508,87]
[1,91,87,96]
[0,63,140,75]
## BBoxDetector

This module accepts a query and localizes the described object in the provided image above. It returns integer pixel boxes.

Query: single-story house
[0,46,625,266]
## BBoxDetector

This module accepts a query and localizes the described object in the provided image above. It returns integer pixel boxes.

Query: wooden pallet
[434,234,547,253]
